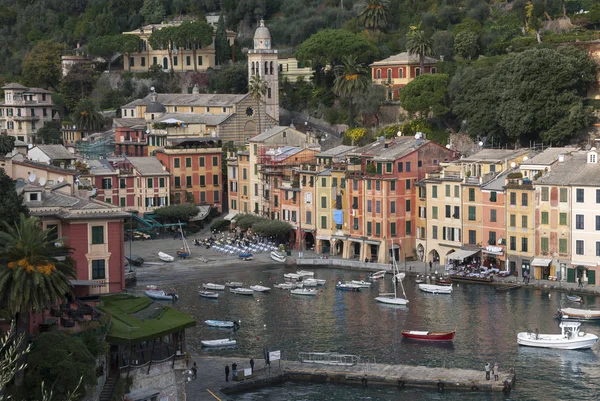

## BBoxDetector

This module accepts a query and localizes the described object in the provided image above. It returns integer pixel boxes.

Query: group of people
[224,358,254,382]
[484,362,500,381]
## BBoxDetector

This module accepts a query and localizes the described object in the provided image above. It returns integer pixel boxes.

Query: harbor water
[136,264,600,400]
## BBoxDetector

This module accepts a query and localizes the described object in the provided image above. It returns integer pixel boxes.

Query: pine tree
[215,14,231,65]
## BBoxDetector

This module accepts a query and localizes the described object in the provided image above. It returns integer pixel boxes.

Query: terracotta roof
[370,52,438,67]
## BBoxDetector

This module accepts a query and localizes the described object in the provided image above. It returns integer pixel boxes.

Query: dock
[186,356,516,400]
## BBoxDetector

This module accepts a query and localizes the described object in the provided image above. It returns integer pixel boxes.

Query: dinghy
[368,270,387,280]
[302,279,319,287]
[273,283,295,289]
[204,320,236,328]
[557,307,600,321]
[284,273,300,280]
[230,287,254,295]
[291,288,318,296]
[296,270,314,277]
[336,282,361,291]
[249,285,271,292]
[225,281,243,288]
[199,291,219,299]
[270,250,287,263]
[418,284,453,294]
[201,338,237,347]
[145,290,178,301]
[567,295,583,303]
[350,280,372,288]
[402,330,456,342]
[158,252,175,262]
[203,283,225,290]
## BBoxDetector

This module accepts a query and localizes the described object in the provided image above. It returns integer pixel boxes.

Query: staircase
[99,376,119,401]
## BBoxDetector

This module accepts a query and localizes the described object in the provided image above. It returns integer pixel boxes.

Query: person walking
[225,364,230,382]
[578,275,583,290]
[250,358,254,373]
[191,362,197,380]
[484,362,491,380]
[429,260,433,272]
[493,363,499,381]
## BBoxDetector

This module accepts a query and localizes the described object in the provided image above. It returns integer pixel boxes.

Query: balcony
[13,115,40,122]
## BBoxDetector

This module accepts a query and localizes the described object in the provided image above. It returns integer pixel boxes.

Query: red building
[370,52,438,100]
[114,126,149,157]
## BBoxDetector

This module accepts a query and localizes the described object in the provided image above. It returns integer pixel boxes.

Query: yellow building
[122,21,236,73]
[278,56,313,82]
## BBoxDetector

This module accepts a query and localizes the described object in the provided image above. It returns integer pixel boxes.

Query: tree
[178,21,214,72]
[72,98,104,134]
[0,214,75,318]
[22,40,65,90]
[251,220,291,240]
[60,63,97,112]
[87,35,119,71]
[406,30,434,72]
[0,135,15,155]
[333,55,369,126]
[149,26,177,74]
[343,128,369,145]
[35,121,62,144]
[248,73,268,135]
[214,14,231,65]
[0,170,29,230]
[432,31,455,61]
[120,34,142,72]
[140,0,165,24]
[154,204,200,222]
[454,31,479,60]
[399,74,450,118]
[360,0,389,31]
[209,62,249,94]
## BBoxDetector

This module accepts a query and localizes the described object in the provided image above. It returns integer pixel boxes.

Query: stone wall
[123,358,188,401]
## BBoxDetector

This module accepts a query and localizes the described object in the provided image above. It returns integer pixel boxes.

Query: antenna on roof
[39,177,47,186]
[57,176,64,183]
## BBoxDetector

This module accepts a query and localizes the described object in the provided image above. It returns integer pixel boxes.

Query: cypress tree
[215,14,231,65]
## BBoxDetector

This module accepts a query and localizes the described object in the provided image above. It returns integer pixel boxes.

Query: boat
[204,320,236,328]
[230,287,255,295]
[199,291,219,299]
[350,280,372,288]
[284,273,300,280]
[368,270,387,280]
[203,283,225,291]
[567,295,583,303]
[495,283,523,292]
[145,290,178,301]
[201,338,237,347]
[401,330,456,342]
[375,250,409,306]
[314,279,326,285]
[270,250,287,263]
[436,278,452,285]
[290,288,318,296]
[557,307,600,321]
[146,285,160,291]
[448,274,494,284]
[176,250,189,259]
[336,282,361,291]
[273,283,295,289]
[395,273,406,282]
[239,252,253,259]
[125,255,145,267]
[158,252,175,262]
[249,285,271,292]
[302,279,319,287]
[176,221,191,259]
[297,270,314,277]
[414,275,425,284]
[225,281,243,288]
[418,284,453,294]
[517,320,598,350]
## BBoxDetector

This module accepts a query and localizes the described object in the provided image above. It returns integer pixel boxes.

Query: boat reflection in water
[518,345,599,374]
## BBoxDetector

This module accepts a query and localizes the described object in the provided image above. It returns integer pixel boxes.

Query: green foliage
[208,62,248,94]
[140,0,166,24]
[79,330,108,357]
[280,77,313,112]
[36,121,63,145]
[365,164,377,174]
[234,214,263,231]
[87,35,120,70]
[0,136,15,155]
[24,332,95,399]
[0,171,29,230]
[296,30,379,68]
[400,118,433,138]
[251,220,292,239]
[248,73,268,134]
[399,74,450,118]
[454,31,480,60]
[376,124,402,139]
[178,21,214,72]
[343,128,369,145]
[154,204,199,222]
[360,0,389,31]
[405,30,434,71]
[61,63,98,112]
[72,98,104,133]
[432,31,455,61]
[355,85,386,126]
[210,218,230,233]
[22,40,65,90]
[214,14,231,65]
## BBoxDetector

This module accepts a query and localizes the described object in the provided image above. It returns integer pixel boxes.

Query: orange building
[370,52,438,100]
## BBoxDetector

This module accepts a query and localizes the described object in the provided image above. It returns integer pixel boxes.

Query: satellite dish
[150,86,155,91]
[478,141,484,147]
[523,156,529,161]
[146,129,150,134]
[57,176,64,183]
[91,188,97,196]
[446,144,451,149]
[585,144,591,150]
[510,162,516,168]
[28,173,36,183]
[592,147,597,151]
[27,144,33,149]
[39,177,47,186]
[396,131,402,137]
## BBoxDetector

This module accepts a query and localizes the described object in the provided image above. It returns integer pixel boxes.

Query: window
[522,216,527,228]
[367,200,372,213]
[159,177,165,187]
[521,237,528,252]
[153,56,157,65]
[597,189,600,203]
[174,177,181,188]
[489,231,496,245]
[46,224,58,241]
[432,226,438,239]
[597,242,600,257]
[510,236,516,251]
[321,196,327,209]
[353,180,358,190]
[199,157,205,167]
[201,192,206,203]
[213,190,219,202]
[353,217,359,230]
[397,162,403,172]
[366,180,371,190]
[453,206,460,219]
[333,178,338,188]
[305,193,312,204]
[445,205,451,218]
[576,240,584,255]
[559,212,567,226]
[213,175,219,185]
[390,222,396,236]
[404,199,411,212]
[510,214,516,227]
[243,186,247,196]
[174,158,180,168]
[576,214,584,229]
[120,178,126,189]
[468,206,476,221]
[405,180,411,190]
[541,237,549,252]
[541,187,549,202]
[432,185,438,198]
[596,216,600,230]
[510,192,516,205]
[469,188,475,201]
[375,222,381,236]
[559,188,568,203]
[375,180,380,191]
[200,176,206,187]
[432,206,438,219]
[521,193,528,206]
[454,185,460,198]
[405,221,411,235]
[120,197,126,207]
[185,157,191,168]
[576,188,584,203]
[352,196,358,209]
[101,178,112,189]
[186,56,191,66]
[376,69,381,79]
[490,209,497,222]
[415,68,421,76]
[559,238,567,254]
[390,181,396,191]
[541,212,549,225]
[186,176,192,187]
[468,230,476,245]
[305,211,312,225]
[390,201,396,214]
[92,260,105,280]
[213,156,219,167]
[398,68,403,78]
[91,226,104,244]
[376,200,381,214]
[386,163,392,173]
[406,162,411,172]
[141,56,145,66]
[418,160,422,167]
[367,221,372,235]
[445,185,450,197]
[489,191,497,202]
[198,56,203,66]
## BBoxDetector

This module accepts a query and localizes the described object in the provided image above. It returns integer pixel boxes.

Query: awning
[348,237,363,243]
[482,249,503,256]
[389,244,400,249]
[223,212,238,221]
[447,249,479,261]
[70,280,101,286]
[572,261,597,268]
[365,239,380,245]
[531,258,552,267]
[332,235,347,240]
[316,235,330,240]
[333,210,344,225]
[160,118,184,124]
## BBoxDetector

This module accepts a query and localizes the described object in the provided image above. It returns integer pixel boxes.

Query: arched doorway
[389,243,400,262]
[428,249,440,265]
[244,120,257,138]
[320,240,331,255]
[162,57,168,70]
[304,232,315,251]
[352,242,361,259]
[416,244,425,261]
[289,230,297,250]
[334,240,344,256]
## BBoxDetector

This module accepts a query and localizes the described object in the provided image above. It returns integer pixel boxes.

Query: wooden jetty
[187,356,517,400]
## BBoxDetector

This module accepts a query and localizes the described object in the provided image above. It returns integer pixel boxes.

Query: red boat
[401,330,456,341]
[436,279,453,285]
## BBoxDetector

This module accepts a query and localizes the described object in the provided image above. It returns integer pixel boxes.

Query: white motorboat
[314,279,326,285]
[517,320,598,350]
[297,270,314,277]
[291,288,318,296]
[273,283,295,289]
[249,285,271,292]
[201,338,237,347]
[230,287,255,295]
[204,320,237,328]
[558,308,600,321]
[199,291,219,299]
[418,284,453,294]
[225,281,244,288]
[158,252,175,262]
[350,280,372,288]
[284,273,300,280]
[375,246,409,306]
[302,278,319,287]
[145,290,178,301]
[395,273,406,281]
[336,283,361,291]
[270,250,287,263]
[369,270,387,280]
[203,283,225,291]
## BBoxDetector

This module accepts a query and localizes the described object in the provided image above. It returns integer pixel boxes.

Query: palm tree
[333,55,369,126]
[73,98,103,136]
[360,0,389,31]
[248,73,268,135]
[0,214,75,318]
[406,30,434,73]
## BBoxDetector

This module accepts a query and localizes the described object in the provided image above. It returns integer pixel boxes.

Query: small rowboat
[368,270,387,280]
[336,283,361,292]
[145,290,178,301]
[249,285,270,292]
[204,320,236,328]
[557,307,600,321]
[401,330,456,341]
[176,250,189,259]
[418,284,452,294]
[199,291,219,299]
[230,287,254,295]
[158,252,175,262]
[284,273,300,280]
[201,338,237,347]
[273,283,295,289]
[270,251,287,263]
[350,280,372,288]
[302,279,319,287]
[225,281,243,288]
[567,295,583,303]
[239,252,253,259]
[297,270,314,277]
[291,288,318,296]
[203,283,225,290]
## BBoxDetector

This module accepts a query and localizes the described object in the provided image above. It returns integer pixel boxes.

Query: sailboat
[375,245,409,306]
[176,221,191,259]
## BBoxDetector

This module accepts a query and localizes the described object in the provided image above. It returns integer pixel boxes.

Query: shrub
[210,218,230,232]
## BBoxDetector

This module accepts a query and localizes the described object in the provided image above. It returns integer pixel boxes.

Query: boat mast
[179,220,191,255]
